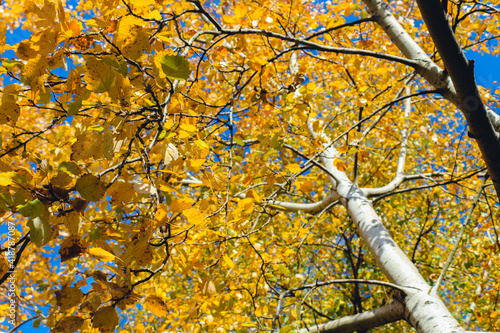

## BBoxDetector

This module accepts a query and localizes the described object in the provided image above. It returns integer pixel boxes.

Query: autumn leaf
[158,53,191,80]
[83,56,117,93]
[92,306,119,333]
[58,161,82,176]
[200,277,217,297]
[0,172,26,186]
[145,294,169,317]
[27,216,51,246]
[88,247,117,262]
[170,198,193,213]
[53,316,84,333]
[71,130,104,161]
[300,179,313,193]
[223,255,235,269]
[59,236,88,262]
[154,203,170,225]
[334,159,347,172]
[75,174,106,201]
[183,208,205,225]
[286,163,302,173]
[107,180,135,205]
[17,199,45,218]
[0,255,9,277]
[55,286,84,311]
[163,142,179,165]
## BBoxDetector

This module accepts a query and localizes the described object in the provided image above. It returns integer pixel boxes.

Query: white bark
[305,106,465,331]
[362,0,457,104]
[297,302,404,333]
[363,0,500,201]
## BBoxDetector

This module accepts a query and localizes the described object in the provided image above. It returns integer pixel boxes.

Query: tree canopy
[0,0,500,332]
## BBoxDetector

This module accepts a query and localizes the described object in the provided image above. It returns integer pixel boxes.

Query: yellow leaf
[55,286,84,311]
[223,255,235,269]
[83,56,117,93]
[170,198,193,213]
[334,159,347,172]
[338,145,349,154]
[70,130,104,161]
[22,54,48,90]
[145,294,169,317]
[188,158,205,172]
[58,211,81,235]
[163,143,179,165]
[300,179,313,193]
[53,315,84,333]
[102,264,127,278]
[147,9,162,20]
[107,180,135,205]
[183,208,205,225]
[0,172,23,186]
[286,163,302,173]
[75,174,107,202]
[154,204,170,225]
[0,255,9,277]
[180,123,197,133]
[117,15,144,36]
[278,264,290,275]
[0,101,20,125]
[92,306,119,332]
[234,3,248,19]
[120,27,150,60]
[359,149,370,162]
[200,278,217,297]
[88,247,116,262]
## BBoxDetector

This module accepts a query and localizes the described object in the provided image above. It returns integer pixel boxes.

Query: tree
[0,0,499,332]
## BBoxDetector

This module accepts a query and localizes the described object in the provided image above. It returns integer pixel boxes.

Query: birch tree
[0,0,499,332]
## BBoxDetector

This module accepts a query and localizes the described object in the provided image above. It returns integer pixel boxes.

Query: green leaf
[89,228,101,241]
[0,192,12,210]
[68,97,82,116]
[2,59,24,71]
[159,54,191,80]
[28,216,51,246]
[0,172,27,186]
[280,325,294,333]
[58,161,82,176]
[17,199,45,218]
[278,264,290,275]
[75,174,106,201]
[101,55,128,77]
[234,137,244,146]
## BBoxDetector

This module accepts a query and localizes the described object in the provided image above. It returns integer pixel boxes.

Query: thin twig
[430,174,489,295]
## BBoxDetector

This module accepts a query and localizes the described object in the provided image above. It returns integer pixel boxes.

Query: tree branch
[362,85,411,196]
[297,301,404,333]
[416,0,500,202]
[431,174,488,294]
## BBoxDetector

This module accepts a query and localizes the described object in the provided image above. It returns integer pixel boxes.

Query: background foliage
[0,0,499,332]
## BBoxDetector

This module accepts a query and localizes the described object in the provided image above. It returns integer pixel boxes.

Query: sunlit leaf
[28,216,51,246]
[158,54,191,80]
[75,174,106,201]
[145,294,168,317]
[92,306,119,332]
